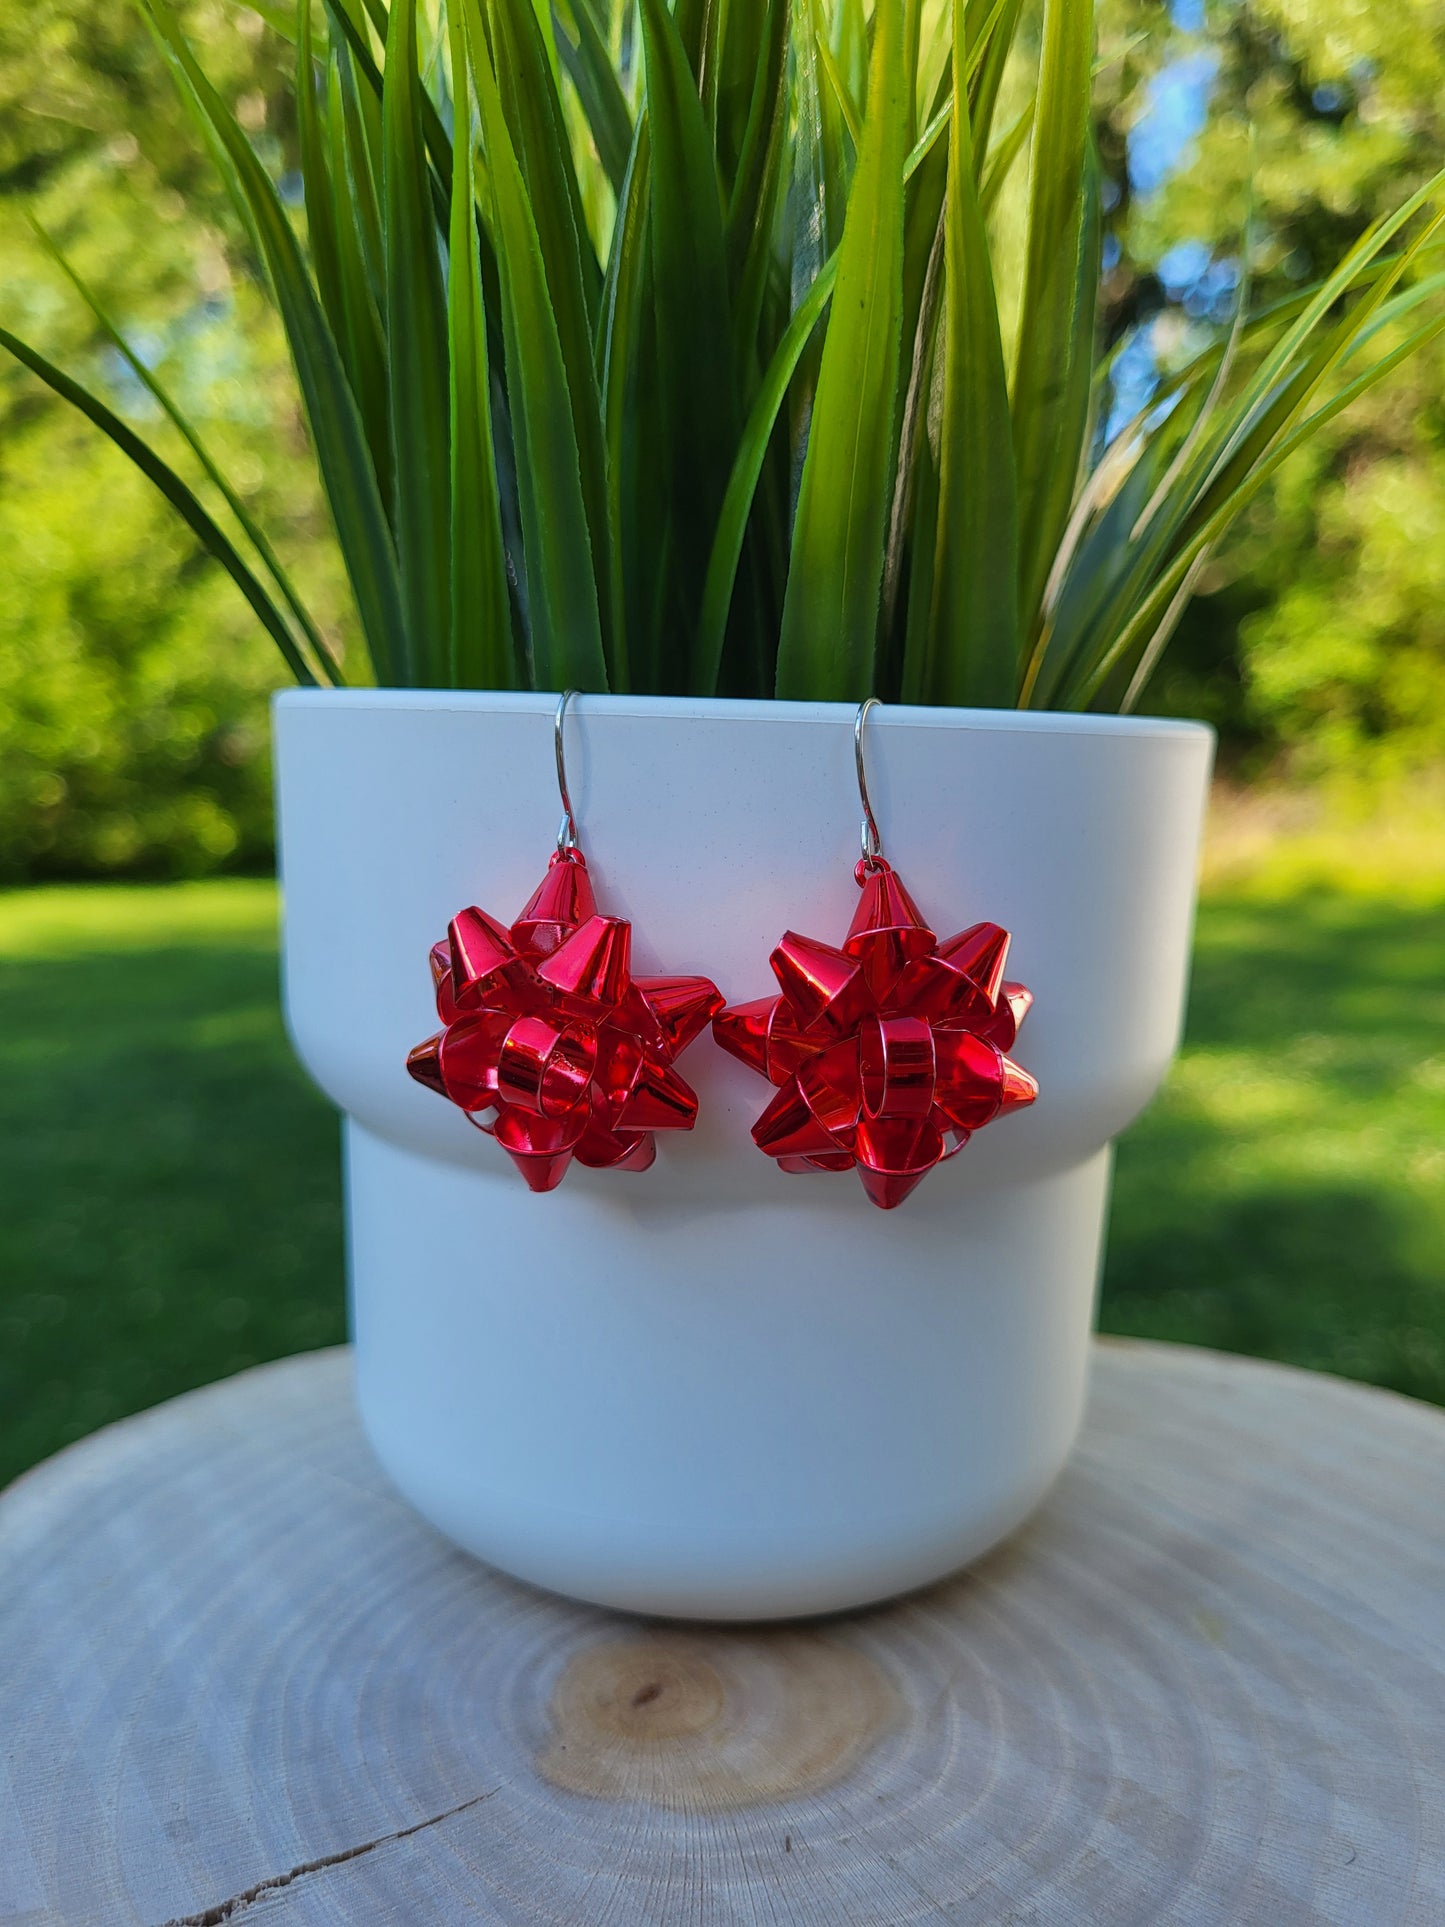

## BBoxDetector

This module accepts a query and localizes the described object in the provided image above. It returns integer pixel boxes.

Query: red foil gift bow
[406,851,722,1193]
[712,859,1038,1210]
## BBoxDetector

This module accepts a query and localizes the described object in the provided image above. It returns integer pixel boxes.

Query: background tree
[0,0,349,878]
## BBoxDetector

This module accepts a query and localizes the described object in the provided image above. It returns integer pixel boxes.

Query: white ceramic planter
[273,692,1213,1619]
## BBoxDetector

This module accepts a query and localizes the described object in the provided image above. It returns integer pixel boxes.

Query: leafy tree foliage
[0,0,348,878]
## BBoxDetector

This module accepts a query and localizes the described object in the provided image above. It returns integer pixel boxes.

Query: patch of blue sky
[1128,49,1220,198]
[1103,27,1227,446]
[100,297,270,427]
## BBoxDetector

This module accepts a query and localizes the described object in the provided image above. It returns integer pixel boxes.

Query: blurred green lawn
[2,862,1443,1486]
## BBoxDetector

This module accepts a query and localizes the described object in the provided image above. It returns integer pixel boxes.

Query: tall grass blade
[725,0,790,350]
[965,0,1023,158]
[384,0,452,684]
[489,0,602,327]
[326,53,393,509]
[331,27,385,300]
[328,0,455,198]
[553,0,633,194]
[597,116,650,689]
[697,255,840,693]
[489,0,612,663]
[790,0,848,300]
[463,0,608,689]
[638,0,738,647]
[815,26,862,151]
[884,210,943,656]
[297,3,347,347]
[776,1,909,699]
[914,11,1017,704]
[1068,305,1445,709]
[1010,0,1096,638]
[447,14,517,688]
[831,0,869,110]
[140,0,406,683]
[978,97,1032,216]
[1034,190,1445,709]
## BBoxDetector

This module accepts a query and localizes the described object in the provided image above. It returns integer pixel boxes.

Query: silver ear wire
[855,698,884,871]
[554,689,580,854]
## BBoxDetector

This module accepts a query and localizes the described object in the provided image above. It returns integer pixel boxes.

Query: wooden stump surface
[1,1338,1442,1926]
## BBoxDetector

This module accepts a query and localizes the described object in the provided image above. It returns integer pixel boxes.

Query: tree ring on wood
[537,1629,900,1809]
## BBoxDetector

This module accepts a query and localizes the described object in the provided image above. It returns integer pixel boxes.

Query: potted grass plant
[7,0,1443,1618]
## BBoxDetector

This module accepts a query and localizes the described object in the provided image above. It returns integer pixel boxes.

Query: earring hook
[554,689,580,855]
[855,697,885,871]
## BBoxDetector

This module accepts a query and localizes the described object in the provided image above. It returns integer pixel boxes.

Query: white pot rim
[275,686,1213,746]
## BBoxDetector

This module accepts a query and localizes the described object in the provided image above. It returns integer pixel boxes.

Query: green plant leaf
[883,214,943,664]
[327,51,393,510]
[901,394,942,700]
[790,0,849,297]
[331,23,385,301]
[638,0,738,652]
[383,0,452,685]
[447,11,517,688]
[815,24,862,153]
[708,0,771,187]
[965,0,1023,157]
[1066,305,1445,712]
[1034,189,1445,714]
[1209,172,1445,470]
[1186,186,1445,536]
[488,0,612,664]
[725,0,790,336]
[297,2,347,348]
[1010,0,1098,643]
[697,254,840,694]
[0,323,327,687]
[890,33,1000,648]
[488,0,602,329]
[978,96,1032,216]
[912,13,1017,705]
[916,0,952,116]
[1020,420,1167,708]
[831,0,869,112]
[463,0,608,690]
[553,0,633,195]
[140,0,406,683]
[248,0,304,39]
[324,0,455,238]
[894,86,949,580]
[1030,180,1445,710]
[776,0,910,700]
[597,115,651,690]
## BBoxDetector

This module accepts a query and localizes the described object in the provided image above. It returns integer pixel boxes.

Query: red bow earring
[712,700,1039,1210]
[406,693,723,1193]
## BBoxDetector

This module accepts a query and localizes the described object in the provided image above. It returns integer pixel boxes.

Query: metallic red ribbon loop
[496,1014,598,1117]
[859,1014,935,1120]
[714,859,1038,1211]
[407,850,722,1193]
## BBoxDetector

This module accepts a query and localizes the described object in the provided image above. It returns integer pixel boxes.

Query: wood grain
[1,1339,1442,1926]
